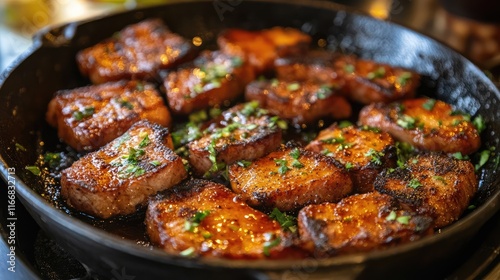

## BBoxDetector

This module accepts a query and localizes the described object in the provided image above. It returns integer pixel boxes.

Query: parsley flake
[287,82,300,91]
[269,208,297,233]
[365,148,385,165]
[25,165,41,176]
[422,99,436,111]
[73,106,95,121]
[407,178,422,189]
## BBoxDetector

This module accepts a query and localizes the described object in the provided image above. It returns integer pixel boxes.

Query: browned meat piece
[164,50,254,115]
[61,120,187,219]
[146,179,307,259]
[298,192,434,257]
[229,146,353,212]
[188,102,282,176]
[359,98,481,155]
[46,80,171,152]
[77,18,194,84]
[274,51,341,86]
[306,123,397,193]
[333,55,420,104]
[218,27,311,75]
[245,80,352,126]
[374,153,478,228]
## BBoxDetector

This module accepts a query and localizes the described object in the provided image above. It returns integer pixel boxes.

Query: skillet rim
[0,0,499,272]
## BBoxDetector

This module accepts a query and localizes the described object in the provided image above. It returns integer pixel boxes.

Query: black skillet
[0,0,499,279]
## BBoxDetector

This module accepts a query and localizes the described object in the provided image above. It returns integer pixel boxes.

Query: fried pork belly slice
[359,98,481,155]
[164,50,254,115]
[146,179,306,259]
[188,102,282,176]
[229,146,353,212]
[298,192,434,256]
[333,55,419,104]
[274,51,341,85]
[77,18,193,84]
[245,80,351,126]
[61,120,187,219]
[46,80,171,152]
[374,153,477,228]
[306,123,397,193]
[217,27,311,74]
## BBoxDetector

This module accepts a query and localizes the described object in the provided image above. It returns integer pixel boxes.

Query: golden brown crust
[46,80,171,152]
[229,146,353,212]
[359,98,481,155]
[77,18,194,84]
[164,50,254,115]
[306,123,397,193]
[245,80,351,126]
[60,120,187,219]
[146,179,307,259]
[374,153,478,228]
[298,192,434,256]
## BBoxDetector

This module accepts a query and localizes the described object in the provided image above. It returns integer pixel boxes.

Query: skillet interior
[0,0,499,279]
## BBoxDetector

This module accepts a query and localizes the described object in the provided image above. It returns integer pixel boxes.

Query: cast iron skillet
[1,0,499,279]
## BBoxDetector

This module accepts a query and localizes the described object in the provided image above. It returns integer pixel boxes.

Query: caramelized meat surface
[61,120,187,219]
[77,19,193,84]
[188,102,282,176]
[229,146,353,212]
[274,51,341,85]
[146,179,306,259]
[333,55,419,104]
[374,153,477,228]
[218,27,311,74]
[245,80,351,126]
[306,123,397,193]
[359,98,481,155]
[46,80,171,152]
[298,192,434,256]
[164,50,254,115]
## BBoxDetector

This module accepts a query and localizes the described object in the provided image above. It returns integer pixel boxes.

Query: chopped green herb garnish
[25,165,41,176]
[290,148,301,159]
[366,66,385,80]
[422,99,436,111]
[287,82,300,91]
[365,148,384,165]
[231,56,243,67]
[184,210,210,232]
[202,232,212,239]
[338,121,353,128]
[452,152,469,160]
[396,72,412,86]
[321,149,333,157]
[73,106,95,121]
[15,143,27,152]
[118,99,134,110]
[269,208,297,233]
[407,178,422,189]
[386,211,397,221]
[360,125,381,133]
[475,149,491,171]
[135,82,144,91]
[291,160,304,169]
[397,115,417,129]
[139,134,150,148]
[345,162,354,170]
[193,84,204,94]
[236,160,252,168]
[315,85,333,99]
[44,152,62,168]
[321,136,345,145]
[150,160,161,167]
[344,64,355,74]
[189,110,208,123]
[263,235,281,256]
[467,205,476,210]
[209,107,222,118]
[271,79,279,87]
[396,216,410,225]
[268,116,288,130]
[396,142,414,168]
[274,159,290,175]
[433,176,447,185]
[473,115,486,133]
[180,247,196,257]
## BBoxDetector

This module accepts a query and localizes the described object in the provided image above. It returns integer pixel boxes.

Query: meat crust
[229,146,353,212]
[77,18,194,83]
[46,80,171,152]
[306,123,397,193]
[374,153,478,228]
[298,192,434,256]
[61,120,187,219]
[359,98,481,155]
[146,179,306,259]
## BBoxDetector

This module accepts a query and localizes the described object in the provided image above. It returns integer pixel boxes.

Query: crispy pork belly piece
[374,153,477,228]
[298,192,434,256]
[146,179,306,259]
[333,55,420,104]
[164,50,254,115]
[188,102,282,176]
[245,80,351,126]
[306,123,397,193]
[229,146,353,212]
[359,98,481,155]
[46,80,171,152]
[61,120,187,219]
[77,18,193,84]
[217,27,311,74]
[274,51,341,85]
